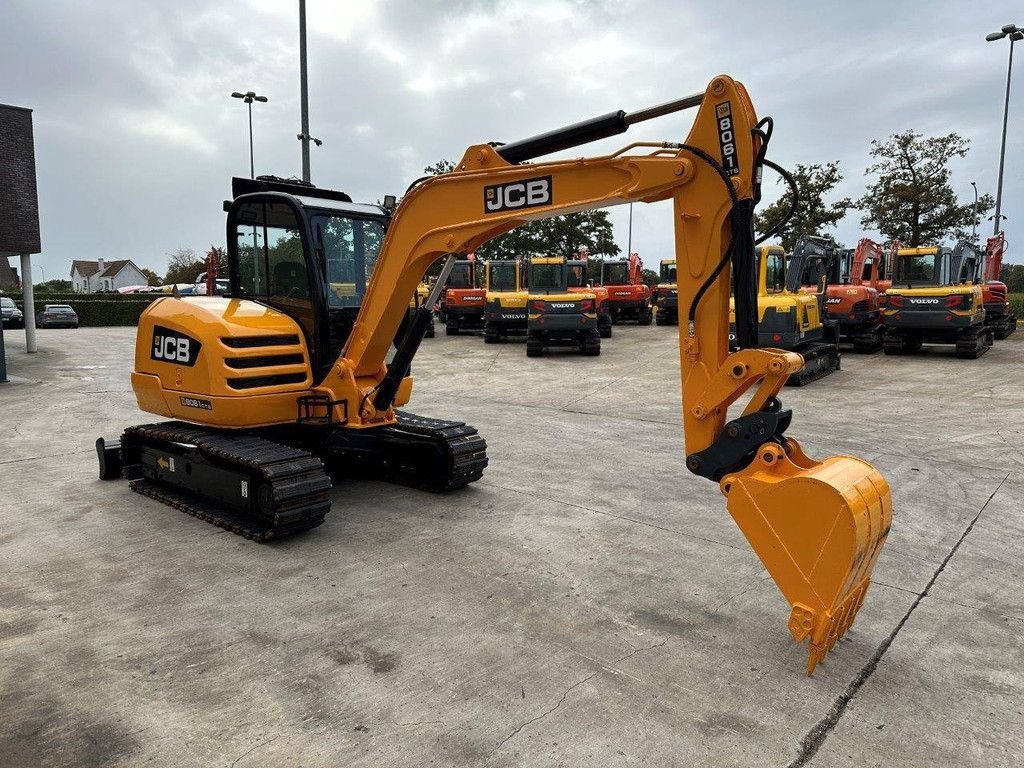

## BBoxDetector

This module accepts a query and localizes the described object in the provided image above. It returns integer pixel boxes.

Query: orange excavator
[982,232,1017,339]
[438,254,486,334]
[601,251,653,324]
[824,238,885,353]
[95,76,890,675]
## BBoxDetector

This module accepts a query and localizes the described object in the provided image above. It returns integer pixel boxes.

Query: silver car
[1,296,24,328]
[36,304,79,329]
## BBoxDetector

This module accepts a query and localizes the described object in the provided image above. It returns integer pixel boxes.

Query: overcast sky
[3,0,1022,282]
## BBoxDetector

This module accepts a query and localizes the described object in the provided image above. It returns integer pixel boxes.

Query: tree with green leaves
[422,159,621,263]
[423,159,456,176]
[140,268,162,286]
[164,247,204,285]
[1001,263,1024,293]
[857,131,993,246]
[754,161,852,251]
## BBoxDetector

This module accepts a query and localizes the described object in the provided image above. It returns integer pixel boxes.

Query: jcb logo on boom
[151,325,201,367]
[484,175,552,213]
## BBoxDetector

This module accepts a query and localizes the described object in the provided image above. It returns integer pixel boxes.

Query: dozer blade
[721,438,891,675]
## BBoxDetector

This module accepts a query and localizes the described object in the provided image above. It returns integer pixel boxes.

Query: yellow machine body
[484,260,528,310]
[129,75,891,674]
[728,245,824,343]
[526,256,598,316]
[883,247,985,324]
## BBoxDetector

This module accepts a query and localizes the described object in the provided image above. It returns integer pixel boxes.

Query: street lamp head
[254,95,268,103]
[1012,31,1024,42]
[1000,23,1020,34]
[231,92,245,99]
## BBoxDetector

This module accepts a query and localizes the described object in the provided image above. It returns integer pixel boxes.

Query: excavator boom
[115,75,891,674]
[332,75,891,672]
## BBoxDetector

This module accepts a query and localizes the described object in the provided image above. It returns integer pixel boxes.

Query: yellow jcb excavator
[96,76,890,675]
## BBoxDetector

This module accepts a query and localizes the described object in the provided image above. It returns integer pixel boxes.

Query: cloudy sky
[3,0,1022,281]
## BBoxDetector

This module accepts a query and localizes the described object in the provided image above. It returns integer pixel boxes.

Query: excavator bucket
[722,439,892,675]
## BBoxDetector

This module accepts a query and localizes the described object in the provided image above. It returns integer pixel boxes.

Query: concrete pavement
[1,324,1021,767]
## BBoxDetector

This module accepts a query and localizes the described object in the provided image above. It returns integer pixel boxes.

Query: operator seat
[273,260,309,299]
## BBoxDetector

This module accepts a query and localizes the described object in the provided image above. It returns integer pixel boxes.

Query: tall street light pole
[296,0,322,182]
[231,90,268,179]
[970,181,979,241]
[985,23,1022,236]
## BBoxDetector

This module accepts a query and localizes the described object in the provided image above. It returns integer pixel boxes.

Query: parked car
[1,296,24,328]
[36,304,79,329]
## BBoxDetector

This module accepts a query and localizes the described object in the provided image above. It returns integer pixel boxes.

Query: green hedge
[3,291,164,303]
[6,296,160,326]
[70,300,156,326]
[1010,294,1024,319]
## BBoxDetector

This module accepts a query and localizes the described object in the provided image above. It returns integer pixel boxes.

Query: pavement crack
[492,673,596,753]
[389,718,447,728]
[869,580,922,597]
[712,576,771,614]
[784,472,1010,768]
[613,639,666,663]
[228,735,279,768]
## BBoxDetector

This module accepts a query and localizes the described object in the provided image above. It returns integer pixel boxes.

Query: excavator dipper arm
[315,75,891,674]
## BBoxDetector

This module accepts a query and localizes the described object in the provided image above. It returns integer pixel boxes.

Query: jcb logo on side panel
[715,101,739,177]
[152,325,201,367]
[484,175,552,213]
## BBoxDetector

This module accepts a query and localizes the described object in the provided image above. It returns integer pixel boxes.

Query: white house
[70,258,148,293]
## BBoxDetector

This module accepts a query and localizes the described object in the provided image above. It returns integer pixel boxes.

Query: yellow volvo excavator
[482,258,528,343]
[96,76,890,675]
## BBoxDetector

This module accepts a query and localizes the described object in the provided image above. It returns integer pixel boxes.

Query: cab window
[567,264,587,288]
[488,262,517,292]
[895,254,939,284]
[312,214,385,309]
[531,264,563,292]
[447,263,473,289]
[765,252,786,293]
[233,201,308,301]
[604,262,629,284]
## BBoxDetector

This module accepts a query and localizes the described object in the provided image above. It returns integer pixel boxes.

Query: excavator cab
[600,253,653,324]
[483,259,529,343]
[439,256,486,335]
[653,259,679,325]
[227,177,390,384]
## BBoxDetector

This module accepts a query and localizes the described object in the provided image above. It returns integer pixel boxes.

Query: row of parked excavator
[415,250,652,357]
[420,232,1014,379]
[648,232,1015,384]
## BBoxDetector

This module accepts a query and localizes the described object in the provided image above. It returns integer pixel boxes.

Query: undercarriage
[98,411,488,541]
